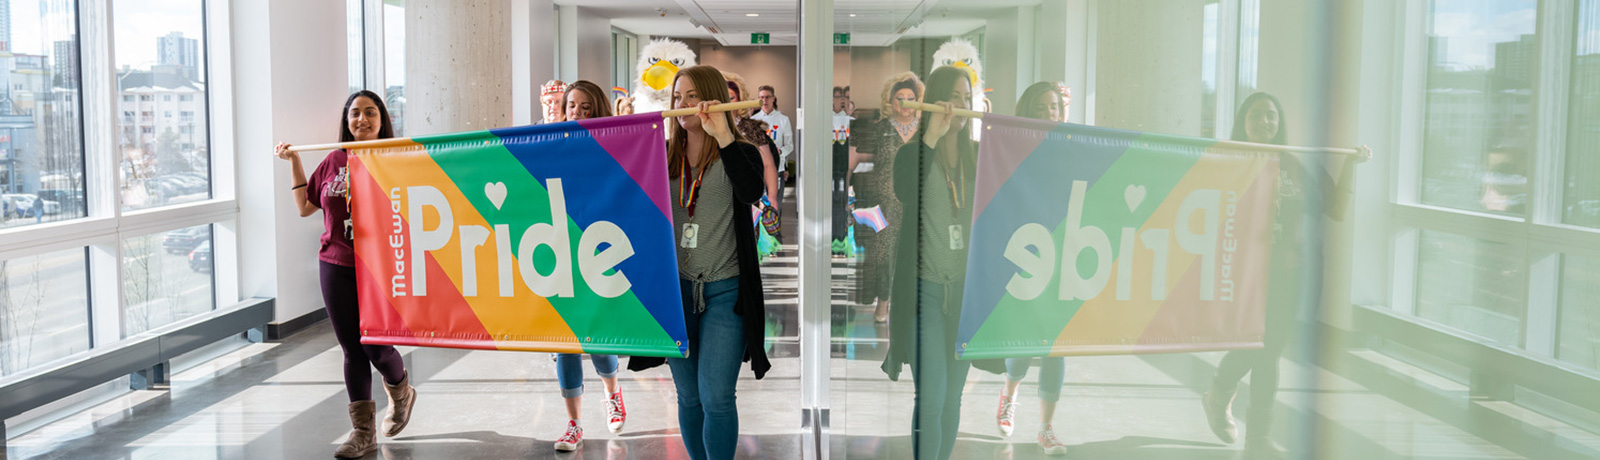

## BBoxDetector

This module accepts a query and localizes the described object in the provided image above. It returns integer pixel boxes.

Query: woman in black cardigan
[625,65,769,460]
[879,65,979,460]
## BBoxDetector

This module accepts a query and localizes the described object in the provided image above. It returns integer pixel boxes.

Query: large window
[1559,254,1600,371]
[0,248,90,380]
[114,0,210,212]
[1566,1,1600,228]
[1414,230,1526,345]
[384,0,405,136]
[1419,0,1538,217]
[347,0,365,94]
[0,0,85,227]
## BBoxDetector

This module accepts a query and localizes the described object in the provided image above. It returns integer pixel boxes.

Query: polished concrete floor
[6,190,1598,460]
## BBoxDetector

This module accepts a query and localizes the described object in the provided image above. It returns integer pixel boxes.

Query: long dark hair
[917,65,976,152]
[1016,82,1062,122]
[339,90,396,142]
[1231,92,1286,145]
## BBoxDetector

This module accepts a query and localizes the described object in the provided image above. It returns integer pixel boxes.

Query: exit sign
[833,33,850,45]
[751,33,770,44]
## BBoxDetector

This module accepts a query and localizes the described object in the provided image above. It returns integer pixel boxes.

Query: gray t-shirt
[916,159,973,284]
[671,160,742,282]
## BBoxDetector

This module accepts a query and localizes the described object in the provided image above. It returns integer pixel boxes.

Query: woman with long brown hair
[625,65,770,460]
[549,80,629,452]
[880,65,979,460]
[273,90,418,459]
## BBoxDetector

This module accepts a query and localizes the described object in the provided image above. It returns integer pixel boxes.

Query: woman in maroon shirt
[273,90,416,459]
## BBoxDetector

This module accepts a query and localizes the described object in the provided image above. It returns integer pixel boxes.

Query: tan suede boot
[382,372,417,437]
[334,400,378,458]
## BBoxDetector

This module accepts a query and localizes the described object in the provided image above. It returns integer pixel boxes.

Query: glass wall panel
[0,248,89,380]
[121,223,215,337]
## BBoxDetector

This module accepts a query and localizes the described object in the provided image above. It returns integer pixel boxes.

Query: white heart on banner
[485,182,508,210]
[1124,185,1146,213]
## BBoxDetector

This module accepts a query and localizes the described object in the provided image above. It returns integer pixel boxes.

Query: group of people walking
[273,58,1325,460]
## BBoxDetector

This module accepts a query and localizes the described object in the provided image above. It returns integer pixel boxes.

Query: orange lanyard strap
[943,161,966,216]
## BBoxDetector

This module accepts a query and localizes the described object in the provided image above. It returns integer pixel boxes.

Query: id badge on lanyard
[681,223,700,249]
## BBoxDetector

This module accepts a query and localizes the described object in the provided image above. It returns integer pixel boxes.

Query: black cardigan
[628,140,773,379]
[880,136,979,381]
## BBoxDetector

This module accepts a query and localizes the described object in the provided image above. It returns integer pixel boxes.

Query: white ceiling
[553,0,1042,46]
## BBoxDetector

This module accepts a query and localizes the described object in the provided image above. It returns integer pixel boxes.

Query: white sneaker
[555,420,583,452]
[606,391,627,433]
[1038,424,1068,456]
[996,393,1018,438]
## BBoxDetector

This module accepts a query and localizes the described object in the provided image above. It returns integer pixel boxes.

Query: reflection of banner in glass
[350,113,687,358]
[958,114,1279,359]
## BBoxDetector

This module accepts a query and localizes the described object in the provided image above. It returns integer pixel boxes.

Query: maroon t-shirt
[306,149,356,267]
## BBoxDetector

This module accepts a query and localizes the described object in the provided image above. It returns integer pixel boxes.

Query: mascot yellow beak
[952,61,979,89]
[643,60,680,91]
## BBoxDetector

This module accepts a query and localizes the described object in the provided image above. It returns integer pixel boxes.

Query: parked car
[1,194,59,217]
[36,189,84,214]
[163,227,207,254]
[1,195,18,220]
[189,241,212,273]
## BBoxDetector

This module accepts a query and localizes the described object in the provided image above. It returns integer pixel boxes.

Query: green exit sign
[833,33,850,45]
[751,33,770,44]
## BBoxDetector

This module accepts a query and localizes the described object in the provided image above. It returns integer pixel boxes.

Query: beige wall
[696,43,798,117]
[834,46,914,112]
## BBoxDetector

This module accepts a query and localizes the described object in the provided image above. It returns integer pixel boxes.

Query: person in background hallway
[721,71,782,246]
[273,90,417,459]
[550,80,628,452]
[750,85,794,185]
[993,81,1071,456]
[1201,91,1351,460]
[540,79,567,124]
[853,72,922,323]
[625,65,771,460]
[832,86,855,256]
[880,65,978,460]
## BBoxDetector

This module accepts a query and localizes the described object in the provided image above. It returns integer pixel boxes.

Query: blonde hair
[880,71,924,115]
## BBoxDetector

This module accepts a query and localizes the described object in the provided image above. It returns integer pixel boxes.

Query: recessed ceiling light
[849,13,857,17]
[746,13,759,17]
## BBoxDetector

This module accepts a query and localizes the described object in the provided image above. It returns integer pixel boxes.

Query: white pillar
[406,0,513,135]
[512,0,557,126]
[1093,0,1205,136]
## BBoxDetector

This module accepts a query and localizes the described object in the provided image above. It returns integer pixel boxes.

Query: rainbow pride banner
[349,113,688,358]
[957,114,1280,359]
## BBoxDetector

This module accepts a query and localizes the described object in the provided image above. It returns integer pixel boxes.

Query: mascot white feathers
[931,38,989,113]
[616,39,697,115]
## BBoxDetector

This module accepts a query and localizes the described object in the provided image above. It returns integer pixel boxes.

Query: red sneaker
[606,391,627,433]
[555,420,583,452]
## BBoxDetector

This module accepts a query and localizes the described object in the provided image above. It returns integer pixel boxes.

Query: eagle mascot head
[931,38,989,113]
[621,39,697,115]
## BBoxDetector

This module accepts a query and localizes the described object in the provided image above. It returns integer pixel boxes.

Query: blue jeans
[556,353,618,398]
[1005,357,1065,403]
[668,277,744,460]
[911,279,971,460]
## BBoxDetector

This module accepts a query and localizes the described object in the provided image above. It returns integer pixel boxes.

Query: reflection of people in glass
[550,80,628,453]
[880,66,977,460]
[854,72,923,323]
[1201,92,1338,457]
[1479,146,1527,214]
[625,65,771,460]
[273,91,417,459]
[993,82,1070,456]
